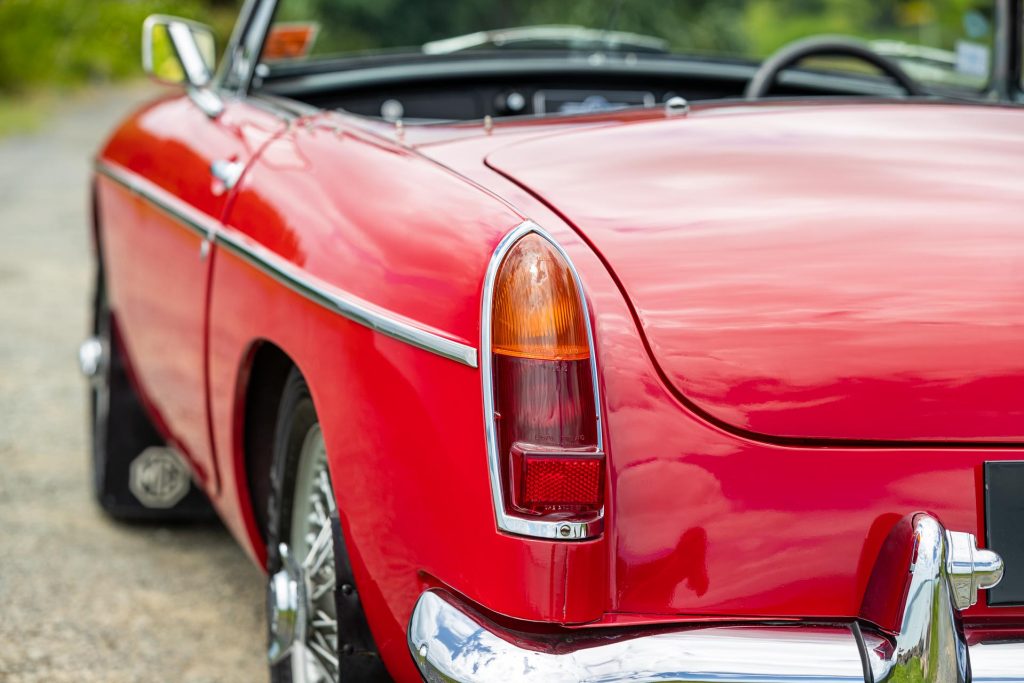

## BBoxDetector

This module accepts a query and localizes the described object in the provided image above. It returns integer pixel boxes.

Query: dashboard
[289,76,742,122]
[259,54,905,122]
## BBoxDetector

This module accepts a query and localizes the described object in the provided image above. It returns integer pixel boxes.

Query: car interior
[238,0,1021,123]
[255,51,914,122]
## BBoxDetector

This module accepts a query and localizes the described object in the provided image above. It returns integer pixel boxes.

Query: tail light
[482,226,604,540]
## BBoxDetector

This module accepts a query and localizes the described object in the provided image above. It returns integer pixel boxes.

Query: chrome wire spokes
[303,522,338,675]
[289,426,340,683]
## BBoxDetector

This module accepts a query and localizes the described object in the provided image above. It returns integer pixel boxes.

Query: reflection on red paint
[488,104,1024,443]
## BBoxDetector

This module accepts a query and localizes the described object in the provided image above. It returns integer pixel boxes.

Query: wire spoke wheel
[291,425,339,682]
[268,370,387,683]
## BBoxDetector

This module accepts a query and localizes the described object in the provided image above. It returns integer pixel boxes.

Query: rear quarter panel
[207,113,609,678]
[423,127,1024,632]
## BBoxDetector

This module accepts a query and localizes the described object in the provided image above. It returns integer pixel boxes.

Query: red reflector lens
[522,456,603,507]
[510,444,604,517]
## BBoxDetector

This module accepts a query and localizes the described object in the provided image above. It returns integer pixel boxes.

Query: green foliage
[274,0,992,60]
[0,0,996,95]
[0,0,238,94]
[275,0,752,56]
[743,0,988,55]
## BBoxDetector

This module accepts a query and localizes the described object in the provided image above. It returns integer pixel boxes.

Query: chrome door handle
[210,158,244,192]
[201,158,243,261]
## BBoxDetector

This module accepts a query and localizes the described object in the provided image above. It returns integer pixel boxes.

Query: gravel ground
[0,85,266,682]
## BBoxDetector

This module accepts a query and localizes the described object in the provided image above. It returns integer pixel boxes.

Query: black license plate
[985,461,1024,606]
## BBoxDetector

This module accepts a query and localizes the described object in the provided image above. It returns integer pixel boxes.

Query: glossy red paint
[204,116,617,677]
[485,103,1024,444]
[418,111,1024,630]
[98,94,284,488]
[95,91,1024,683]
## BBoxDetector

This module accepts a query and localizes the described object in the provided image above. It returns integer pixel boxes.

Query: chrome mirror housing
[142,15,223,117]
[143,15,217,88]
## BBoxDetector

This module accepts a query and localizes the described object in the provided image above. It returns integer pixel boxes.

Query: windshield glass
[263,0,998,89]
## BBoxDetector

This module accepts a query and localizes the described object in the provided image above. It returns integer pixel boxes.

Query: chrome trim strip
[217,231,478,367]
[408,590,868,683]
[480,221,604,540]
[95,160,215,240]
[94,160,478,368]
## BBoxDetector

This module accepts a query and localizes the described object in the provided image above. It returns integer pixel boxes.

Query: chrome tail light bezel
[480,221,604,541]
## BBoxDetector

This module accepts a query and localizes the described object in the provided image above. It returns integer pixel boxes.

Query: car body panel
[97,95,284,488]
[421,129,1024,630]
[202,114,615,677]
[484,103,1024,444]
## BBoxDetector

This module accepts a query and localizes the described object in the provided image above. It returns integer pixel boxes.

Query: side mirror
[142,15,222,116]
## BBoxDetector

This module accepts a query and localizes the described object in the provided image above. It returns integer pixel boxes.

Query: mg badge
[129,447,190,509]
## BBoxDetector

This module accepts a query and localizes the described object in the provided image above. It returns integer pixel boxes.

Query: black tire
[88,270,213,521]
[267,368,390,683]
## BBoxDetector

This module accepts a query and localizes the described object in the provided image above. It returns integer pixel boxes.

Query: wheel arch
[235,339,301,551]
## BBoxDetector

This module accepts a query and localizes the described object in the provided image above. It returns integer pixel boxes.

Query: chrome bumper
[408,514,1024,682]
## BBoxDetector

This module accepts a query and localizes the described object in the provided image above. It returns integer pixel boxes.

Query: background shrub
[0,0,238,94]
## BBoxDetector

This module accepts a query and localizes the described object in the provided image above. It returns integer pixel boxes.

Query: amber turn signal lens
[492,234,589,361]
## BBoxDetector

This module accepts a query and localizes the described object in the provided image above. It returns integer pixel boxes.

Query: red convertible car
[82,0,1024,680]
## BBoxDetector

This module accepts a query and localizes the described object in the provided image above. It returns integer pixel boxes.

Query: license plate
[985,461,1024,606]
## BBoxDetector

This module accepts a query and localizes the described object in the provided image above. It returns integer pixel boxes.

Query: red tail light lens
[491,233,603,523]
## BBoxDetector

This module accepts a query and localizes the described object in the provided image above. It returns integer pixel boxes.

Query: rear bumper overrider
[408,514,1023,682]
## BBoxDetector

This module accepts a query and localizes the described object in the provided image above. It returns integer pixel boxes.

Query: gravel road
[0,86,266,682]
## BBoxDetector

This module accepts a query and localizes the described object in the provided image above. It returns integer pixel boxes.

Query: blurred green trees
[0,0,994,95]
[0,0,238,94]
[274,0,751,56]
[276,0,991,59]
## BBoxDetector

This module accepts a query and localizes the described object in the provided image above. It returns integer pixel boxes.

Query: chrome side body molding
[215,230,478,367]
[94,160,478,368]
[408,514,1017,683]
